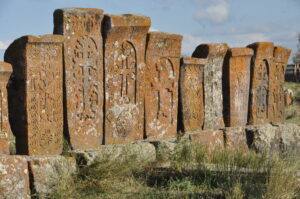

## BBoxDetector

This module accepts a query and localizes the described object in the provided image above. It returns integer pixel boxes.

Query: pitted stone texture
[223,48,253,127]
[27,156,77,198]
[270,46,291,124]
[0,156,30,199]
[223,127,248,151]
[0,62,14,154]
[103,14,151,144]
[192,43,228,130]
[65,142,156,166]
[179,57,206,132]
[145,32,182,140]
[247,42,274,125]
[277,124,300,157]
[5,35,64,155]
[54,8,104,150]
[188,130,224,152]
[151,139,177,162]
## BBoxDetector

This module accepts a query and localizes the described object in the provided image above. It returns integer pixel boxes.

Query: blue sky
[0,0,299,63]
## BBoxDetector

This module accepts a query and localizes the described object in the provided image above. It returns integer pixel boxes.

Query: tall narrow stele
[103,14,150,144]
[54,8,104,149]
[5,35,64,155]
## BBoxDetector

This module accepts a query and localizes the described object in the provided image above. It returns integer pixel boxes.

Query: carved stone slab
[179,57,206,132]
[5,35,64,155]
[145,32,182,140]
[0,62,14,154]
[223,48,253,127]
[103,14,150,144]
[192,43,228,130]
[247,42,274,125]
[270,46,291,124]
[54,8,104,150]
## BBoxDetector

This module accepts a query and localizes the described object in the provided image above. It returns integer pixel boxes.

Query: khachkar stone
[0,62,14,154]
[223,48,253,127]
[179,57,206,132]
[145,32,182,140]
[247,42,274,125]
[103,14,151,144]
[4,35,64,155]
[54,8,104,149]
[192,43,228,130]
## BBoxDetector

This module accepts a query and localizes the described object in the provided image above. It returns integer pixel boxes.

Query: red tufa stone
[192,43,228,130]
[189,130,224,152]
[223,127,248,152]
[223,48,253,127]
[247,42,274,125]
[103,14,151,144]
[54,8,104,150]
[269,46,291,124]
[145,32,182,140]
[5,35,64,155]
[179,57,206,132]
[0,62,14,154]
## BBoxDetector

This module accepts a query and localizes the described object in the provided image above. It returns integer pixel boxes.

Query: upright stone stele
[247,42,274,125]
[0,62,14,154]
[145,32,182,140]
[54,8,104,149]
[103,14,151,144]
[270,46,291,124]
[179,57,206,132]
[5,35,64,155]
[192,43,228,130]
[223,48,253,127]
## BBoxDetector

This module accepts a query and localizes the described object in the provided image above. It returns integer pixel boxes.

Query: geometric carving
[192,43,228,130]
[179,57,206,132]
[54,8,104,150]
[4,35,64,155]
[103,14,151,144]
[0,62,14,154]
[145,32,182,140]
[270,46,291,124]
[223,48,253,127]
[247,42,274,125]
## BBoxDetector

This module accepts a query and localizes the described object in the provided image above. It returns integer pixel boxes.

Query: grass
[49,141,300,199]
[285,82,300,124]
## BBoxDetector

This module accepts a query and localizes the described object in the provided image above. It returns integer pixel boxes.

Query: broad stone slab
[192,43,228,130]
[0,156,30,199]
[103,14,150,144]
[223,127,248,152]
[179,57,206,132]
[54,8,104,150]
[223,48,253,127]
[270,46,291,124]
[0,62,14,154]
[247,42,274,125]
[145,32,182,140]
[5,35,64,155]
[189,130,224,152]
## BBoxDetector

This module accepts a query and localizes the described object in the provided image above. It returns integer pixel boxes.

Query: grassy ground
[285,82,300,124]
[49,142,300,199]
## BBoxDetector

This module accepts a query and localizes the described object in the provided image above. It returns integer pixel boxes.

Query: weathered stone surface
[150,138,177,162]
[192,43,228,130]
[54,8,104,150]
[179,57,206,132]
[0,156,30,199]
[145,32,182,140]
[223,127,248,151]
[65,142,156,166]
[269,46,291,124]
[247,42,274,125]
[27,156,77,198]
[223,48,253,127]
[284,88,293,106]
[5,35,64,155]
[277,124,300,157]
[0,62,14,154]
[102,14,151,144]
[188,130,224,152]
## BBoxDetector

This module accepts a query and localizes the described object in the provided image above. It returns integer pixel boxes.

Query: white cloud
[0,40,11,50]
[181,34,203,56]
[232,33,269,46]
[149,27,159,32]
[194,0,230,24]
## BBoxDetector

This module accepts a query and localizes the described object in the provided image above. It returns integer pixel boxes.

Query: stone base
[188,130,224,152]
[223,127,248,152]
